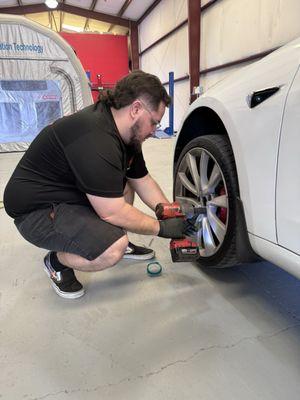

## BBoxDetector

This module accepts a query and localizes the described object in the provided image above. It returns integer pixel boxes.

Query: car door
[276,64,300,254]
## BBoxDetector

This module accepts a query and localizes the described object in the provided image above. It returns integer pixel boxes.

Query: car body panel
[249,234,300,279]
[276,65,300,255]
[175,38,300,245]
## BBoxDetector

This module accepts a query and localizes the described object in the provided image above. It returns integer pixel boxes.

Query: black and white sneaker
[43,252,85,299]
[123,242,155,260]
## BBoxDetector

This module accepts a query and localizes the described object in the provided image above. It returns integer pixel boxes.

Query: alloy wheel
[174,147,229,257]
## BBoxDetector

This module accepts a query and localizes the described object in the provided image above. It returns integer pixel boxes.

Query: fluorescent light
[62,24,84,33]
[45,0,58,9]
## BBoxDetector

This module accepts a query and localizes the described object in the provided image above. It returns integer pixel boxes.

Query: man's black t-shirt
[4,102,148,218]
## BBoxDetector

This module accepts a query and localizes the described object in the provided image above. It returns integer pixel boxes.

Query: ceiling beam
[84,0,97,32]
[108,0,132,33]
[60,0,65,32]
[60,4,131,28]
[0,3,131,28]
[48,11,52,30]
[0,4,49,14]
[51,11,58,33]
[137,0,162,25]
[118,0,133,17]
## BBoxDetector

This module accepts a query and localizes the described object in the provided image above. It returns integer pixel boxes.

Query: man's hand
[158,218,187,239]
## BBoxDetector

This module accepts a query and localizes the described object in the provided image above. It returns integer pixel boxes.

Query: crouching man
[4,71,186,299]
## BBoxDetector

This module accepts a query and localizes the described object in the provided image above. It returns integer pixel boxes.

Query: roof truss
[0,3,131,28]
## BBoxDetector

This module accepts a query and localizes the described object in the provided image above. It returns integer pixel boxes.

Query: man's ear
[130,99,142,119]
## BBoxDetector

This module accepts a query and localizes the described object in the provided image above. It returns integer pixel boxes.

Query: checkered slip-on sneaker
[123,242,155,260]
[43,252,85,299]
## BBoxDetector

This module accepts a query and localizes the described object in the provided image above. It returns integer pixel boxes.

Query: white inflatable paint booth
[0,14,93,153]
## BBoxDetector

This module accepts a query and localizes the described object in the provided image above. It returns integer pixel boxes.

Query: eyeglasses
[138,99,161,130]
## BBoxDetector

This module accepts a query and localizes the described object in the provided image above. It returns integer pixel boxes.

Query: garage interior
[0,1,300,399]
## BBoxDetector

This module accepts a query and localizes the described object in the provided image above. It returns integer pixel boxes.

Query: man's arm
[87,193,187,239]
[87,194,160,235]
[127,173,170,211]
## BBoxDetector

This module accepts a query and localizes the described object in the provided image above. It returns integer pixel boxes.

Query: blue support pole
[165,71,174,136]
[85,70,91,81]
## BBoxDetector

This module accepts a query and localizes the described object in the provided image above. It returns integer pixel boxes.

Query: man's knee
[104,235,128,266]
[89,235,128,271]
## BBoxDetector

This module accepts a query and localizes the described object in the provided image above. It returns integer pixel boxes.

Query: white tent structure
[0,14,92,152]
[0,14,93,198]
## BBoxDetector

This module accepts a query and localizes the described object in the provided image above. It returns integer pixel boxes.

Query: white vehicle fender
[174,95,254,236]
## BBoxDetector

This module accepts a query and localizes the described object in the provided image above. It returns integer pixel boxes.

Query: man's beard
[128,120,143,152]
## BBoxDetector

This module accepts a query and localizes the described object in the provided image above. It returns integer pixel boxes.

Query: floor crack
[27,322,300,398]
[135,322,300,380]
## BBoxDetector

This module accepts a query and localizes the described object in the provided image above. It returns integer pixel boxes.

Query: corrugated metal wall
[140,0,188,131]
[201,0,300,90]
[139,0,300,131]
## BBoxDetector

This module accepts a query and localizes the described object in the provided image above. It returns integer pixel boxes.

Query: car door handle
[247,86,280,108]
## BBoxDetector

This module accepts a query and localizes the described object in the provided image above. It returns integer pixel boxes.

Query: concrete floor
[1,137,300,400]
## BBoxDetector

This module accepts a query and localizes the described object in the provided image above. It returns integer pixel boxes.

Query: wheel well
[173,107,259,264]
[174,107,228,167]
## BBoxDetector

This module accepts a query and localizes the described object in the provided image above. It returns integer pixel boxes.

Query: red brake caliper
[218,187,227,223]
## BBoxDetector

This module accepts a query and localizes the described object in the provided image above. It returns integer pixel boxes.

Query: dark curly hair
[100,70,171,111]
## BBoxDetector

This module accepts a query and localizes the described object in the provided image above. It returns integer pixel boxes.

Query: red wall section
[60,33,129,99]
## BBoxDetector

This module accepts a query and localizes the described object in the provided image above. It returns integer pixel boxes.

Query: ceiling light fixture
[45,0,58,9]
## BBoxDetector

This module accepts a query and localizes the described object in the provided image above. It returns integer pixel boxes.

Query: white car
[173,36,300,278]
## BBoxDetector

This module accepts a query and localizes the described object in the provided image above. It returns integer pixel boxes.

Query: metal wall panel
[139,0,187,52]
[140,0,300,128]
[201,0,300,91]
[141,25,188,83]
[158,79,190,132]
[141,24,189,131]
[200,62,253,92]
[140,0,188,131]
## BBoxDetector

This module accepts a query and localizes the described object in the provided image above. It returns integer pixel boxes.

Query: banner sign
[0,42,44,54]
[0,24,66,59]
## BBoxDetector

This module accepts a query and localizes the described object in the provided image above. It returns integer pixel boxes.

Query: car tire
[174,134,240,268]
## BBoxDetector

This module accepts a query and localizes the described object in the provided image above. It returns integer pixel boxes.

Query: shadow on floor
[196,260,300,321]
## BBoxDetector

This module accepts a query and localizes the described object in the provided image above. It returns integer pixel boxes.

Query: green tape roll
[147,261,162,276]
